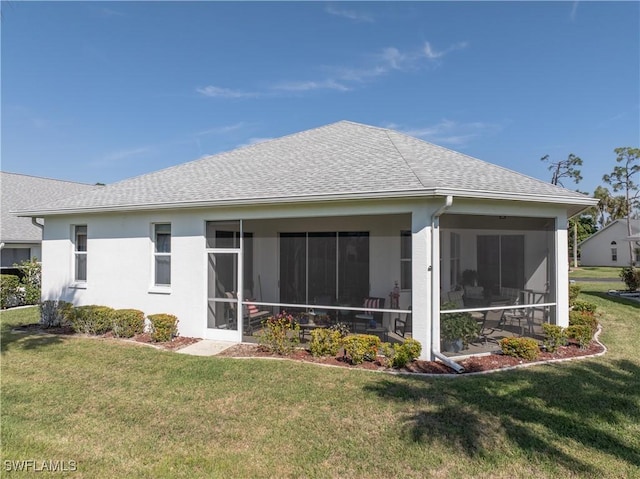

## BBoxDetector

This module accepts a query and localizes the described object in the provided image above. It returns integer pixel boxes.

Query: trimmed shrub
[148,314,179,342]
[16,258,41,305]
[70,305,114,335]
[0,274,22,309]
[571,300,597,314]
[567,325,592,349]
[542,323,567,353]
[499,337,540,361]
[381,338,423,368]
[342,334,381,365]
[568,283,581,305]
[569,310,598,336]
[309,328,342,357]
[620,266,640,291]
[258,311,299,354]
[112,309,145,338]
[39,300,73,328]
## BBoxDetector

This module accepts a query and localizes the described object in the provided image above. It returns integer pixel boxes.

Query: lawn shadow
[581,290,640,309]
[365,359,640,475]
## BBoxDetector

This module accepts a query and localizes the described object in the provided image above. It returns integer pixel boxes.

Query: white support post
[555,214,570,327]
[411,208,432,360]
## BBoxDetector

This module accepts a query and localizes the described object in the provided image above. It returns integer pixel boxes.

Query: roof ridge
[1,171,96,187]
[383,130,429,188]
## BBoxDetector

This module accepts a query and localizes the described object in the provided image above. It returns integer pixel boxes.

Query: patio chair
[356,297,385,334]
[479,308,506,345]
[446,290,464,309]
[394,307,411,338]
[463,286,486,308]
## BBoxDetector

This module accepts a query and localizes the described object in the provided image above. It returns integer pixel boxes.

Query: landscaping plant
[499,337,540,361]
[147,313,179,342]
[70,305,114,335]
[112,309,145,338]
[342,334,380,365]
[542,323,567,353]
[258,311,300,355]
[39,300,73,328]
[619,266,640,291]
[309,328,342,357]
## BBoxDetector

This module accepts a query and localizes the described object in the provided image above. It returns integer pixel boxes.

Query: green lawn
[569,266,626,281]
[1,287,639,479]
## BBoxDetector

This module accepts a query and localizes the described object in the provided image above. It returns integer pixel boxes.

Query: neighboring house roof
[1,172,98,243]
[579,218,640,247]
[14,121,596,217]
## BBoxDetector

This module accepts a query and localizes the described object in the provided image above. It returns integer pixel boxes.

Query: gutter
[31,218,44,230]
[430,195,453,364]
[13,187,597,217]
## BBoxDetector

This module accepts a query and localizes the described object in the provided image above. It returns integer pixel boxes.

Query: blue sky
[2,1,638,196]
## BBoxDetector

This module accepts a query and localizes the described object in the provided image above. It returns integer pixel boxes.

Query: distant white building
[579,219,640,267]
[1,172,97,274]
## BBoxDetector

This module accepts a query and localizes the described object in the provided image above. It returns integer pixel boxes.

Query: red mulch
[15,323,605,373]
[217,340,605,374]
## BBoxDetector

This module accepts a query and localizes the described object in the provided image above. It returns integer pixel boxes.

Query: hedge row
[38,301,178,342]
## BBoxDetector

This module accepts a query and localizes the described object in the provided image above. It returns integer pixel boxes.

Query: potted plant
[440,302,480,353]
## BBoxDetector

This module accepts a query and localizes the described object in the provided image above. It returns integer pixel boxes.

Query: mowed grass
[569,266,626,281]
[1,288,639,479]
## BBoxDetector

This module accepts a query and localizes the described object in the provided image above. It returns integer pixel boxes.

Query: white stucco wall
[580,221,638,267]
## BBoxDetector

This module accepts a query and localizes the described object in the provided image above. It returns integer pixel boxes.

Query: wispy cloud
[272,79,350,92]
[194,122,247,136]
[197,41,467,100]
[196,85,259,99]
[325,4,374,23]
[99,7,125,17]
[93,146,151,166]
[395,119,501,146]
[570,1,579,21]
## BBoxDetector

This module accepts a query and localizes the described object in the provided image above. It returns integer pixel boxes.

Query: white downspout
[430,196,464,373]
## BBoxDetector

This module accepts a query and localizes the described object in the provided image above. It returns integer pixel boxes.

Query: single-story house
[1,172,97,275]
[579,218,640,267]
[14,121,597,360]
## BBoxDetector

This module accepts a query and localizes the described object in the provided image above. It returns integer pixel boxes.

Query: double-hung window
[74,225,87,282]
[154,224,171,286]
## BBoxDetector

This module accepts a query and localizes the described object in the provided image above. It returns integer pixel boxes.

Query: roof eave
[13,187,597,217]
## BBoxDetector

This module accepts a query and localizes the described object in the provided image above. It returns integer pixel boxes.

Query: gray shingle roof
[14,121,595,216]
[1,172,97,242]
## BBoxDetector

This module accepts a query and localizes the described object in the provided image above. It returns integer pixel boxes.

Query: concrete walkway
[177,339,236,356]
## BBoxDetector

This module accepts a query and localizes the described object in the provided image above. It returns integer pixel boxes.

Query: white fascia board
[13,187,597,217]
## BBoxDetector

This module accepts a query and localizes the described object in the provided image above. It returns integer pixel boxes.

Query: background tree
[603,147,640,265]
[541,153,584,266]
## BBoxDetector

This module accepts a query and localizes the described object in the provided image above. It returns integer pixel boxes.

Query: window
[154,224,171,286]
[611,241,617,262]
[74,225,87,282]
[401,230,412,290]
[0,248,30,269]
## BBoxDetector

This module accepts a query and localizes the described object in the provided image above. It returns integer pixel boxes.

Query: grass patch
[2,296,639,478]
[569,266,625,281]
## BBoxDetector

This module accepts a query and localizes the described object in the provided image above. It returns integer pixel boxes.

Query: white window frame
[153,223,172,288]
[73,225,87,284]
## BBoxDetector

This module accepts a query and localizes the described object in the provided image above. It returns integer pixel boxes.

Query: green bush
[39,300,73,328]
[70,305,114,335]
[440,302,480,348]
[542,323,567,353]
[381,338,423,368]
[16,258,41,305]
[567,325,592,349]
[309,328,342,357]
[499,337,540,361]
[620,266,640,291]
[0,274,22,309]
[569,310,598,336]
[148,313,179,342]
[568,283,581,305]
[112,309,145,338]
[571,300,597,314]
[258,311,299,354]
[342,334,380,365]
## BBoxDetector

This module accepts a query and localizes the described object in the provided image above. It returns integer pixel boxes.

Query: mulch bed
[13,323,605,373]
[216,340,605,374]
